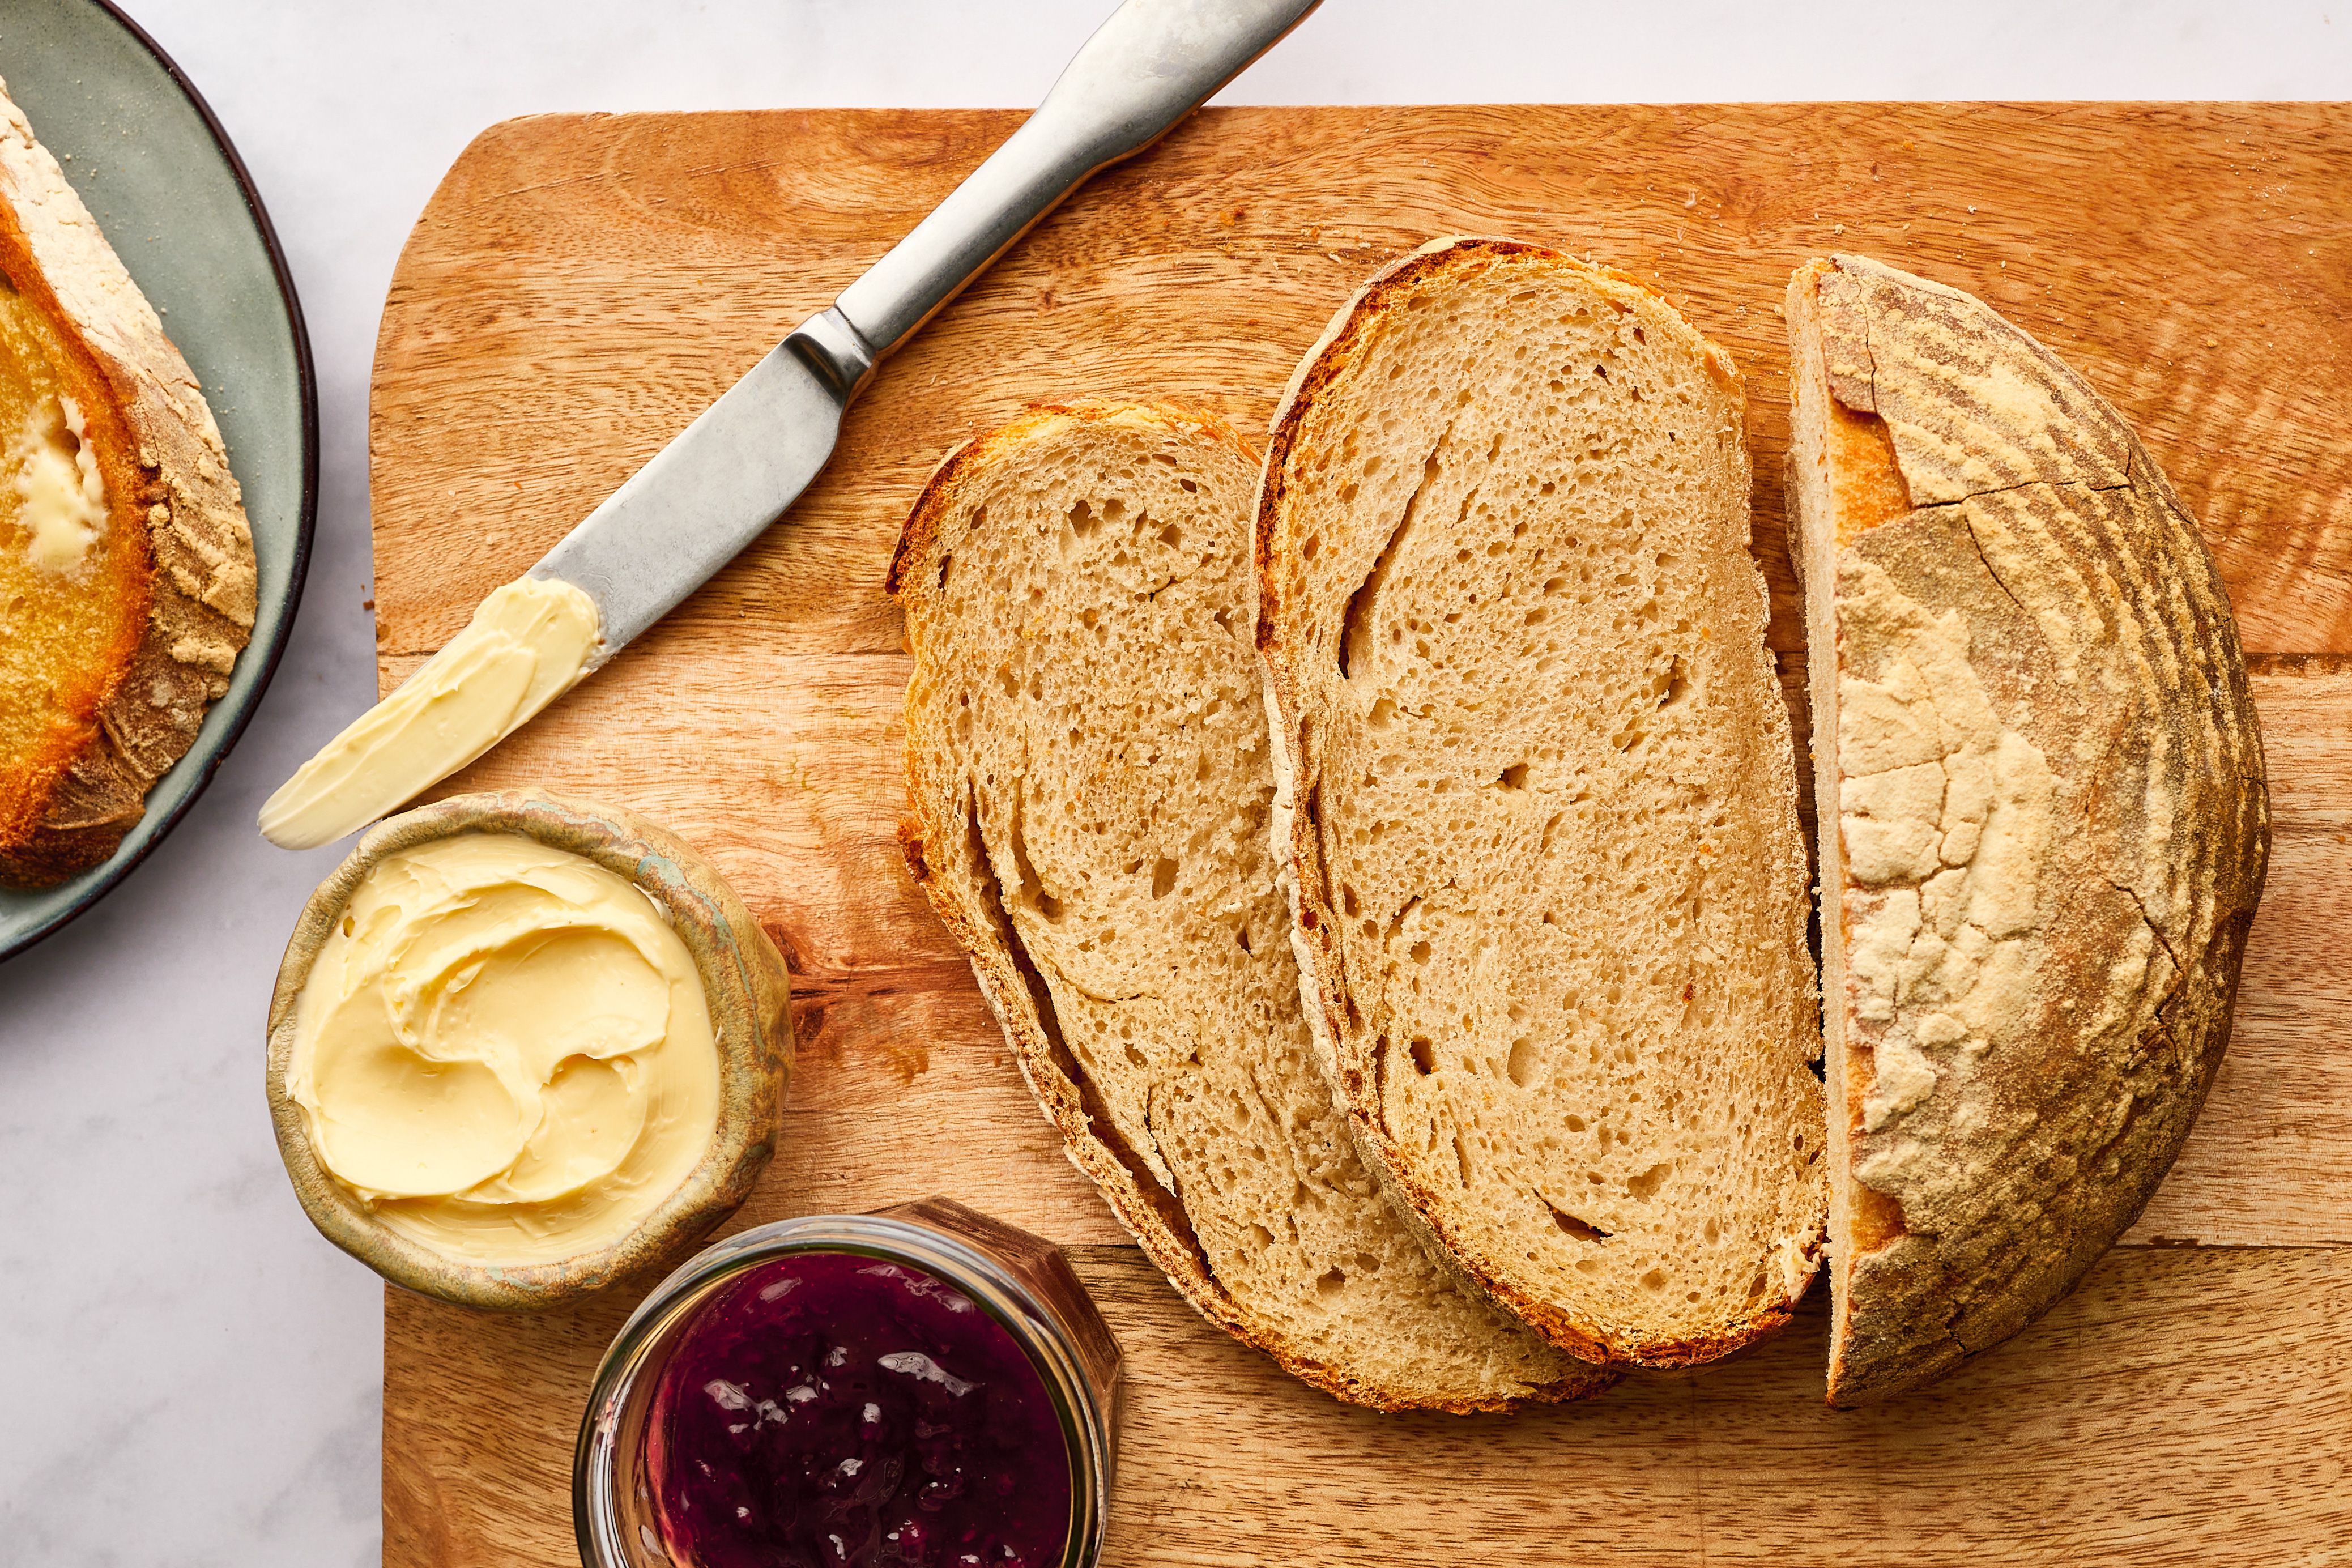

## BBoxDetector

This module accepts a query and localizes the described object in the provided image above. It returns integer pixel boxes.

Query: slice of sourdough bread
[1784,254,2269,1407]
[891,400,1611,1411]
[0,76,255,885]
[1256,238,1827,1369]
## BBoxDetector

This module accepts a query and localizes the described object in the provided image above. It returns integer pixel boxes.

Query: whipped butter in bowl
[267,790,791,1309]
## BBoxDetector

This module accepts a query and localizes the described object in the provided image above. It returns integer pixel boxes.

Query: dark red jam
[648,1250,1072,1568]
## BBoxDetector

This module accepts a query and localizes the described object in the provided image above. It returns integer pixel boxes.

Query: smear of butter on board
[259,575,600,850]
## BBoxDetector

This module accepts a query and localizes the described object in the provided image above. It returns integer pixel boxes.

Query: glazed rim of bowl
[263,789,792,1311]
[573,1211,1115,1568]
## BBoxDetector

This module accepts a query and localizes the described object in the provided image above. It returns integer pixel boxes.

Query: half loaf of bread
[1256,238,1827,1369]
[0,76,256,885]
[1784,254,2269,1407]
[892,400,1611,1410]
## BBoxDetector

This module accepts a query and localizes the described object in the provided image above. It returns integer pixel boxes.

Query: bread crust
[1255,238,1824,1370]
[892,398,1613,1412]
[1786,254,2270,1407]
[0,76,255,885]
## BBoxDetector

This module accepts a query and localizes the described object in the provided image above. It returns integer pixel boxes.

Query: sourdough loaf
[1256,238,1827,1369]
[892,400,1611,1410]
[0,76,255,885]
[1784,254,2269,1407]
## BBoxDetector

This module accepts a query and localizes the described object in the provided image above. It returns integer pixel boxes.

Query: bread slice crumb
[1258,239,1827,1369]
[892,399,1612,1411]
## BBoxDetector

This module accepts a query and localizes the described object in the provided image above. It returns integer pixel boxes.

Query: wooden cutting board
[373,104,2352,1566]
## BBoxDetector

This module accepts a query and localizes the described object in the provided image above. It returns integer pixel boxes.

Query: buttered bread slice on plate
[0,76,255,886]
[1785,254,2268,1407]
[892,401,1612,1411]
[1256,238,1828,1369]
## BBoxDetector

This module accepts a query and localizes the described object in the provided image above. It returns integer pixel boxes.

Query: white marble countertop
[0,2,2341,1561]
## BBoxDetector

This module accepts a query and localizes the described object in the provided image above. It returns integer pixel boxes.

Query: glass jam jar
[574,1199,1122,1568]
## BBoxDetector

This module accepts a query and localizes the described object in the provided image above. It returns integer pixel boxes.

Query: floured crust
[0,75,256,885]
[1255,238,1826,1369]
[1786,254,2270,1407]
[892,399,1613,1412]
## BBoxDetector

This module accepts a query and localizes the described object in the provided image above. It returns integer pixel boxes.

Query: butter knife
[261,0,1320,850]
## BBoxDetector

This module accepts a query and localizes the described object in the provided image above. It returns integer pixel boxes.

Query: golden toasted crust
[0,76,255,885]
[1788,254,2270,1407]
[891,398,1614,1412]
[1255,237,1822,1371]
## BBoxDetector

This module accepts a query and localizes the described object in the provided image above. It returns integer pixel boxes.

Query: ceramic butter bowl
[265,789,792,1310]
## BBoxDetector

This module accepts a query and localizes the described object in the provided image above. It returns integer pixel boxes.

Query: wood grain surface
[373,104,2352,1566]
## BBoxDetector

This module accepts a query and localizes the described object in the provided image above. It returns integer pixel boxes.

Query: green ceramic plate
[0,0,317,958]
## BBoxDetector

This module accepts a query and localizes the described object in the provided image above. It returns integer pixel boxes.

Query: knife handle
[803,0,1322,396]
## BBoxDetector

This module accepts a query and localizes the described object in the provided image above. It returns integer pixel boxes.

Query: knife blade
[530,333,849,659]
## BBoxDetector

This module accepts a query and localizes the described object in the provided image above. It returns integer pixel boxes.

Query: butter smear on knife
[258,576,600,850]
